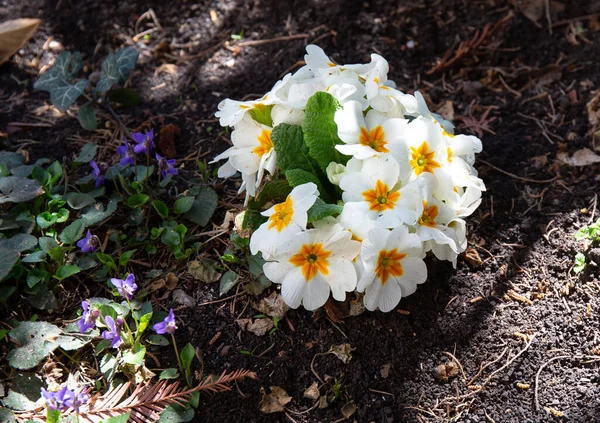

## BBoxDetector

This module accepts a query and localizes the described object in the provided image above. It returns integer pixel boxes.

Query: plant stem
[171,333,191,386]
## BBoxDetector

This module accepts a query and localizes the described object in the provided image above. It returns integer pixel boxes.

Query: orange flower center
[410,141,441,175]
[375,249,407,285]
[252,129,273,157]
[268,196,294,232]
[362,180,400,213]
[418,200,439,228]
[359,126,389,153]
[289,243,332,281]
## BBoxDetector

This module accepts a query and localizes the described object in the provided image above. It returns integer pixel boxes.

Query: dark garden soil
[2,0,600,422]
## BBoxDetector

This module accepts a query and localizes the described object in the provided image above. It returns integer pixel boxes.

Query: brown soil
[2,0,600,422]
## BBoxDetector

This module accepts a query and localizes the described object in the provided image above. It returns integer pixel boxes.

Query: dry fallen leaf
[154,63,178,76]
[237,318,274,336]
[435,100,455,122]
[158,124,180,157]
[255,292,289,320]
[188,259,221,283]
[303,381,320,400]
[433,361,460,383]
[259,386,292,413]
[329,344,354,364]
[341,401,357,419]
[165,272,179,290]
[463,247,483,267]
[557,148,600,167]
[0,18,41,66]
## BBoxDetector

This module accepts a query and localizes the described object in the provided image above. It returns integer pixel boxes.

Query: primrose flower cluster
[212,45,486,312]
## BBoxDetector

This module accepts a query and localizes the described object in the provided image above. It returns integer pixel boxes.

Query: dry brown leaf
[255,292,289,320]
[303,381,320,400]
[148,279,165,292]
[329,344,354,364]
[165,272,179,290]
[530,154,548,169]
[433,361,460,383]
[587,90,600,129]
[158,124,180,157]
[341,401,357,419]
[188,259,221,283]
[435,100,455,122]
[237,318,274,336]
[0,18,41,66]
[259,386,292,413]
[154,63,178,76]
[463,247,483,267]
[557,148,600,167]
[221,210,238,229]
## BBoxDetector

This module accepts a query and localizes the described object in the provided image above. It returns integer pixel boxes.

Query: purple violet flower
[116,139,135,166]
[156,153,177,178]
[90,160,105,188]
[74,390,89,409]
[41,386,75,411]
[153,309,177,335]
[78,300,99,333]
[101,315,123,348]
[132,129,154,156]
[110,274,137,300]
[76,230,98,253]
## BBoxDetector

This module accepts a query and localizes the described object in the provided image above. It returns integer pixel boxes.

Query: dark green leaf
[248,179,292,210]
[0,233,37,252]
[159,368,179,380]
[152,200,169,218]
[241,209,267,230]
[7,321,61,370]
[128,193,149,208]
[2,372,43,411]
[39,236,59,253]
[36,212,57,228]
[285,168,322,188]
[108,88,140,107]
[65,192,95,209]
[174,196,194,214]
[50,79,88,112]
[21,250,47,263]
[119,249,136,267]
[74,143,98,164]
[59,219,86,244]
[0,246,19,281]
[180,343,195,370]
[219,270,239,296]
[47,161,63,185]
[54,264,80,280]
[96,47,139,93]
[81,199,118,226]
[307,198,343,222]
[100,413,131,423]
[148,334,170,346]
[0,151,25,170]
[272,124,314,173]
[0,176,44,204]
[183,186,217,226]
[157,406,194,423]
[34,51,82,91]
[78,101,97,131]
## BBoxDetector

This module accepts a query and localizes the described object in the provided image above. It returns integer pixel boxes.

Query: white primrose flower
[338,201,382,242]
[357,226,427,312]
[263,222,361,310]
[326,162,346,186]
[410,91,454,132]
[335,101,412,160]
[250,183,319,259]
[210,116,276,201]
[339,155,417,227]
[304,44,338,72]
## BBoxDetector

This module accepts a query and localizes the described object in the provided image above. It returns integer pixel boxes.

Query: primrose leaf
[248,179,291,210]
[7,321,61,370]
[307,198,343,222]
[285,168,322,189]
[0,176,44,204]
[272,124,315,173]
[302,92,347,172]
[96,47,139,93]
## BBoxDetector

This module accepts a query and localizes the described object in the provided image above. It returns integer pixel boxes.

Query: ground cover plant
[1,1,600,422]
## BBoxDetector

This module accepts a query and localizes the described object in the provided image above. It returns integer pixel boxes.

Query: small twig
[369,388,395,397]
[197,291,245,307]
[310,352,326,385]
[236,34,308,47]
[478,159,559,184]
[443,351,467,383]
[535,355,569,411]
[483,334,536,384]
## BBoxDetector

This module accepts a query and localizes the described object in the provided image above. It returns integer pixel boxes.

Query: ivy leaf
[96,47,139,93]
[0,176,44,204]
[34,51,82,91]
[307,198,343,222]
[6,321,61,370]
[183,186,217,226]
[50,79,88,112]
[302,92,348,171]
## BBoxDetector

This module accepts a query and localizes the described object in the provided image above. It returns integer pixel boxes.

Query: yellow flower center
[289,243,332,281]
[418,200,439,228]
[252,129,273,157]
[447,147,453,163]
[410,141,441,175]
[442,128,455,138]
[359,126,389,153]
[362,180,400,213]
[375,249,407,285]
[268,196,294,232]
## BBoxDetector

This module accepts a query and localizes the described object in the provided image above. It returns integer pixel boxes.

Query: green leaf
[59,219,86,244]
[0,176,44,204]
[128,193,149,208]
[219,270,239,296]
[248,104,273,127]
[65,192,95,209]
[95,252,118,272]
[174,196,194,214]
[54,264,80,280]
[272,124,314,173]
[56,208,69,222]
[249,179,292,210]
[135,165,154,182]
[152,200,169,218]
[7,321,61,370]
[136,312,153,337]
[0,408,16,423]
[183,186,217,226]
[285,168,322,188]
[34,51,82,91]
[100,413,131,423]
[241,209,267,230]
[96,47,139,93]
[307,198,343,222]
[0,151,25,170]
[123,344,146,366]
[157,406,194,423]
[78,254,98,270]
[119,249,136,267]
[180,343,195,371]
[0,233,37,252]
[159,368,179,380]
[74,143,98,164]
[50,79,88,112]
[302,92,347,171]
[21,250,47,264]
[39,237,59,253]
[36,211,57,228]
[0,246,19,281]
[573,252,586,274]
[148,334,170,346]
[2,372,43,411]
[26,268,48,287]
[78,101,97,131]
[108,87,140,107]
[81,199,118,226]
[100,353,118,381]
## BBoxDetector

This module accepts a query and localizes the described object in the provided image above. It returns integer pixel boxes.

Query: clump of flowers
[212,45,486,312]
